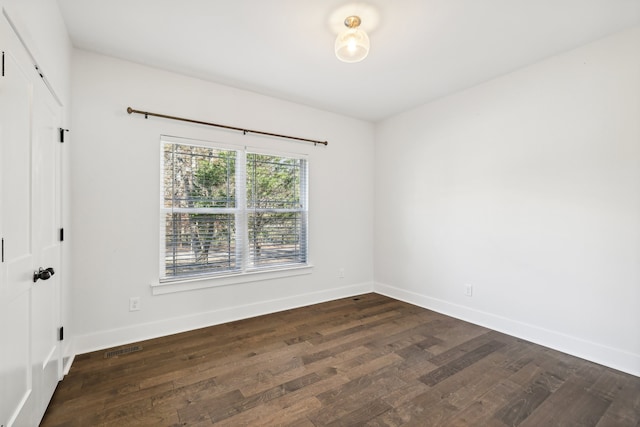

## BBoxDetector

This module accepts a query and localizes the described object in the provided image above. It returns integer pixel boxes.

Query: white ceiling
[57,0,640,122]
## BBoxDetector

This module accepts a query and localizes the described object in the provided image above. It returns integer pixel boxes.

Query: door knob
[33,267,55,283]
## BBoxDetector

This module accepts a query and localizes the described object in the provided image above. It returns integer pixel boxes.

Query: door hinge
[59,326,64,341]
[58,128,69,143]
[59,128,69,143]
[59,228,64,242]
[1,238,4,262]
[2,51,5,77]
[35,64,44,79]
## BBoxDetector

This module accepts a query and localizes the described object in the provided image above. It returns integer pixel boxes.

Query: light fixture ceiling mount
[335,15,370,63]
[344,15,361,28]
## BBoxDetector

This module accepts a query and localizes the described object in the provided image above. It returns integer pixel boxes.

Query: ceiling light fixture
[335,15,370,63]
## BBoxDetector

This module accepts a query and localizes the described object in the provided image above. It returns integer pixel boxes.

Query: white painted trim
[1,8,63,106]
[62,352,75,376]
[7,388,31,427]
[152,264,314,295]
[374,281,640,378]
[73,281,373,355]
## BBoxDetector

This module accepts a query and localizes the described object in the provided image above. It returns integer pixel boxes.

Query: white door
[0,14,63,427]
[0,26,35,427]
[30,60,63,425]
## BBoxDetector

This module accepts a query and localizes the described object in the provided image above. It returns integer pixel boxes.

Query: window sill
[151,264,314,295]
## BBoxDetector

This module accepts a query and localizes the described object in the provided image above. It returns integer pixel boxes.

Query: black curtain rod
[126,107,328,146]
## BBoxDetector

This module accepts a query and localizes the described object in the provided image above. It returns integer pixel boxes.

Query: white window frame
[155,135,311,294]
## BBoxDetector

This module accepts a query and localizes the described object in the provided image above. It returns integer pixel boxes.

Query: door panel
[31,75,62,423]
[0,44,35,427]
[0,293,31,427]
[1,14,63,427]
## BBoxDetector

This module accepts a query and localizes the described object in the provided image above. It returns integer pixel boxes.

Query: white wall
[374,27,640,376]
[70,50,375,353]
[1,0,73,364]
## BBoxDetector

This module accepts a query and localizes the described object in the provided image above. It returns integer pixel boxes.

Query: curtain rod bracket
[126,106,328,146]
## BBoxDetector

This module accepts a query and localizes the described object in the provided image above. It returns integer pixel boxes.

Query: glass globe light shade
[335,27,370,63]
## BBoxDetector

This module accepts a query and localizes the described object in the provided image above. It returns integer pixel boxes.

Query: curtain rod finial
[127,107,133,114]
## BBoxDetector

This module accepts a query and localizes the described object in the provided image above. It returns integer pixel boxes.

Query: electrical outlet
[465,284,473,297]
[129,297,141,311]
[338,268,345,278]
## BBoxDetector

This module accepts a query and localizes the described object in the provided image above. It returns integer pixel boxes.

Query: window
[160,136,308,281]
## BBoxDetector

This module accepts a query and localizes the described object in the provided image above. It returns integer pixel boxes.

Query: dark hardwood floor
[41,294,640,426]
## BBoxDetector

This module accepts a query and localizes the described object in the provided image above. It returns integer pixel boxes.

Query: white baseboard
[62,354,75,376]
[374,281,640,377]
[61,341,75,376]
[72,282,374,356]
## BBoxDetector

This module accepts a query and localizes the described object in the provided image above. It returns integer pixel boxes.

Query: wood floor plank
[324,398,392,427]
[445,380,521,427]
[518,380,612,427]
[419,339,506,386]
[41,294,640,427]
[595,371,640,426]
[214,396,322,427]
[384,344,521,426]
[177,388,243,424]
[268,370,350,411]
[494,373,557,426]
[210,367,339,424]
[311,373,407,425]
